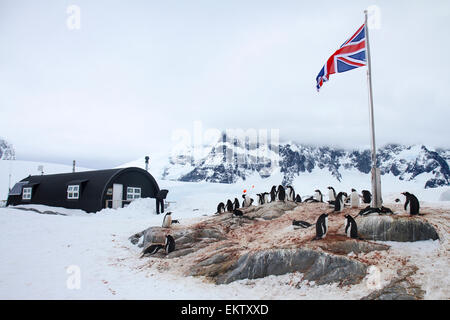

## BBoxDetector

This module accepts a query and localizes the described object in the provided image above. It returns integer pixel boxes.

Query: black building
[6,167,160,213]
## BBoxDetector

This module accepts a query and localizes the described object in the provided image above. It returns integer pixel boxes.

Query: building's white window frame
[127,187,141,200]
[22,187,32,200]
[67,185,80,199]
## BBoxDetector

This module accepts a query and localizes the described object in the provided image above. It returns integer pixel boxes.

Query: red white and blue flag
[316,23,367,91]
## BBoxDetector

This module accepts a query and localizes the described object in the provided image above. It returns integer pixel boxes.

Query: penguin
[242,194,252,207]
[226,199,234,212]
[217,202,225,214]
[314,213,329,240]
[162,211,172,228]
[277,185,286,201]
[402,192,420,215]
[286,186,295,201]
[344,215,358,239]
[165,235,176,254]
[334,192,345,212]
[295,194,302,203]
[361,190,372,204]
[250,198,254,206]
[140,243,164,258]
[257,193,264,205]
[172,219,180,224]
[234,197,240,210]
[263,192,270,204]
[292,220,312,228]
[327,186,336,202]
[314,189,323,202]
[232,209,244,217]
[270,186,277,202]
[350,189,360,208]
[358,205,394,216]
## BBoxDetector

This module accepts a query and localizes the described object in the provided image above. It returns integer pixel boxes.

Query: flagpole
[364,10,382,208]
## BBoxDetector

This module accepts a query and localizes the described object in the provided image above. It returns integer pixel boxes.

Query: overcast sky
[1,0,449,169]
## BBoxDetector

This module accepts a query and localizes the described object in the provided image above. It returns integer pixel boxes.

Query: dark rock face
[357,216,440,242]
[212,248,368,285]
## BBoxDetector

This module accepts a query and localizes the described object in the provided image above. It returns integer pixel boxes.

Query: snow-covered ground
[0,179,449,300]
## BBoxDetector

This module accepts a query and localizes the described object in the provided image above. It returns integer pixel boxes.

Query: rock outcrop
[356,215,440,242]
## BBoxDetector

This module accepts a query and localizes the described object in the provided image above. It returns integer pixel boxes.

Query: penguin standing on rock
[270,186,277,202]
[314,189,323,202]
[165,235,176,254]
[402,192,420,215]
[226,199,234,212]
[242,194,252,207]
[295,194,302,203]
[217,202,225,214]
[334,192,345,212]
[234,198,240,210]
[286,186,295,201]
[344,215,359,239]
[277,185,286,201]
[327,186,336,203]
[361,190,372,204]
[257,194,264,205]
[263,192,270,204]
[350,188,360,208]
[314,213,328,240]
[162,212,173,228]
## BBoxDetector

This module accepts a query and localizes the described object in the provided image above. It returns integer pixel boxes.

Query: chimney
[73,160,76,173]
[145,156,149,171]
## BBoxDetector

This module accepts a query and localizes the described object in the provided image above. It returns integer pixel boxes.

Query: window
[67,185,80,199]
[127,187,141,200]
[22,187,32,200]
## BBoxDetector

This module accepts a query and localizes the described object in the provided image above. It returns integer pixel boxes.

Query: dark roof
[8,167,160,212]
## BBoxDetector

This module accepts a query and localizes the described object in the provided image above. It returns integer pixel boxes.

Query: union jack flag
[316,23,367,91]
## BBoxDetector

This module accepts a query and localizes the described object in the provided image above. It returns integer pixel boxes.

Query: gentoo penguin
[226,199,234,212]
[242,194,252,207]
[314,213,329,240]
[250,198,254,206]
[172,219,180,224]
[263,192,270,204]
[358,205,394,216]
[232,209,244,217]
[361,190,372,204]
[286,186,295,201]
[270,186,277,202]
[234,198,240,210]
[140,243,164,258]
[165,235,176,254]
[292,220,312,228]
[314,189,323,202]
[344,215,358,239]
[402,192,420,215]
[295,194,302,203]
[257,193,264,205]
[162,212,173,228]
[334,192,345,212]
[277,185,286,201]
[327,186,336,202]
[350,189,360,208]
[217,202,225,214]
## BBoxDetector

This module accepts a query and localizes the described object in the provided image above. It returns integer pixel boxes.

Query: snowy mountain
[160,134,450,189]
[0,138,15,160]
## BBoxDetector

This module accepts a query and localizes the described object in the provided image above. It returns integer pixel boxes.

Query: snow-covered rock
[160,134,450,189]
[0,138,15,160]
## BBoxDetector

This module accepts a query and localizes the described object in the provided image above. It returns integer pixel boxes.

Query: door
[112,184,123,209]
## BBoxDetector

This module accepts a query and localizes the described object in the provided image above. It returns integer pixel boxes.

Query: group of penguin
[292,213,359,240]
[216,185,300,217]
[140,211,179,257]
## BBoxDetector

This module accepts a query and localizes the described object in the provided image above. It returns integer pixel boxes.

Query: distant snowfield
[0,178,449,300]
